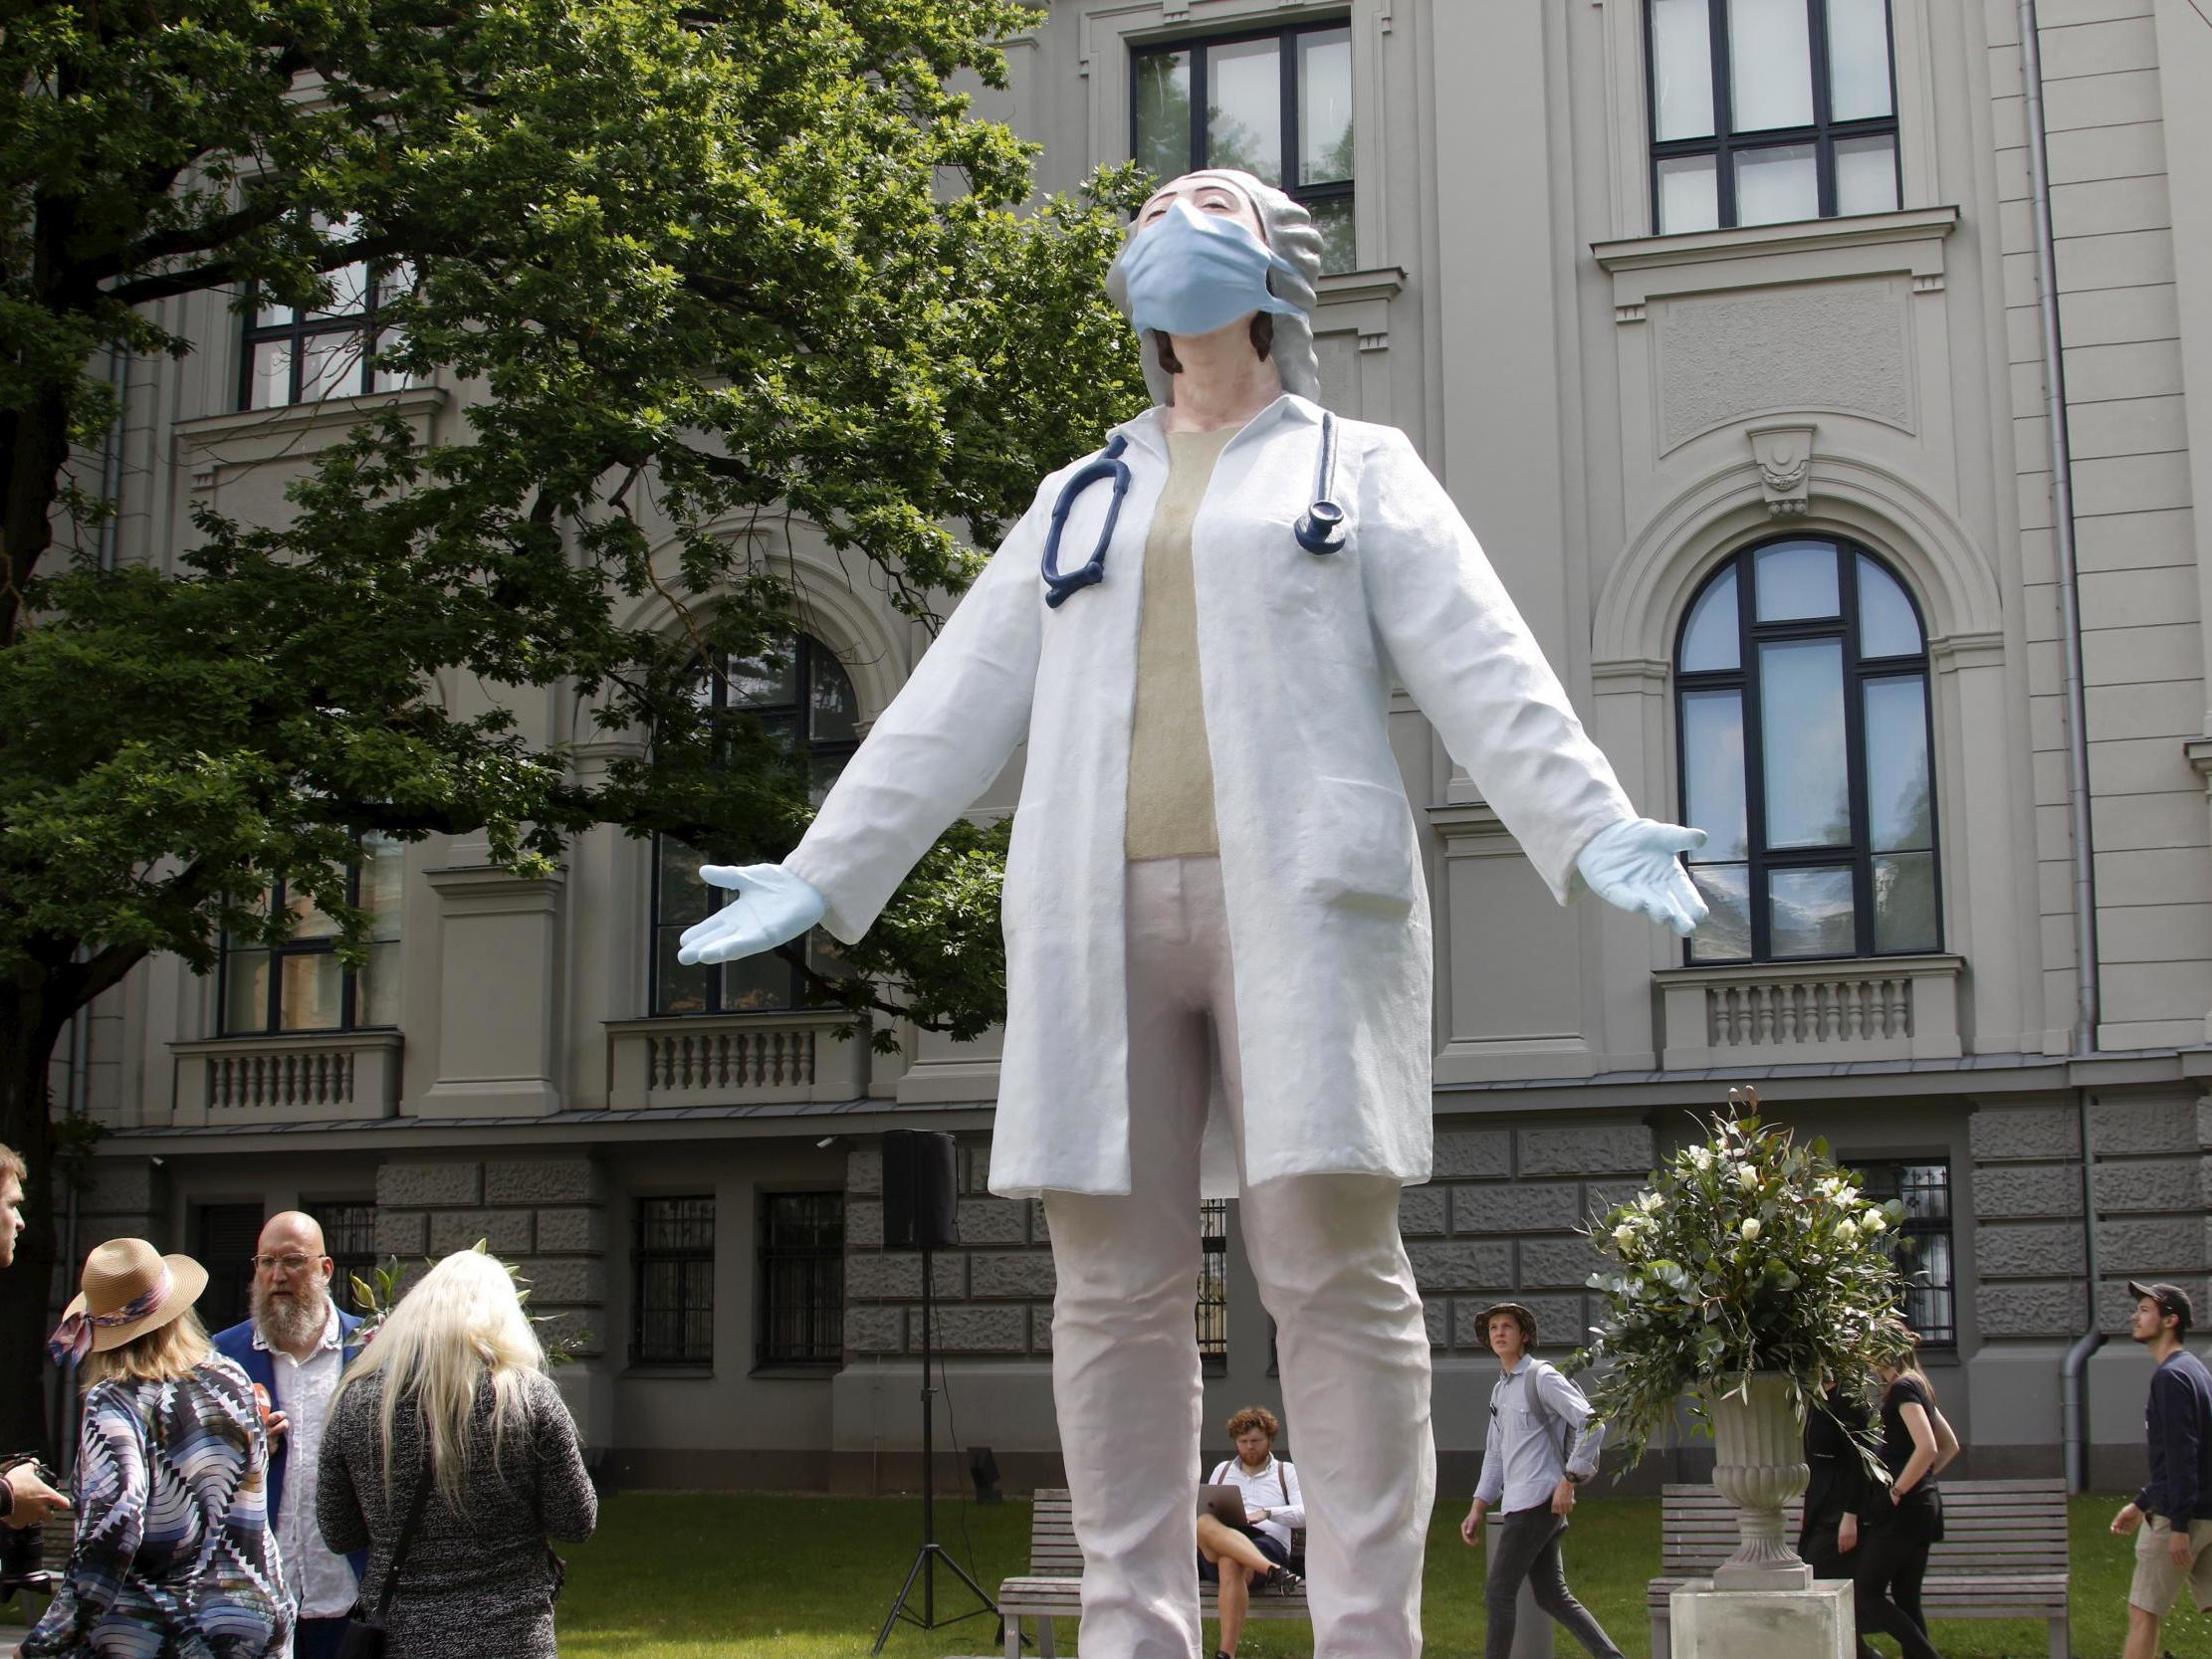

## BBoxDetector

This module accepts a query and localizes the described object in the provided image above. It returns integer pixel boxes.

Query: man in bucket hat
[0,1140,72,1531]
[2110,1281,2212,1659]
[1460,1301,1624,1659]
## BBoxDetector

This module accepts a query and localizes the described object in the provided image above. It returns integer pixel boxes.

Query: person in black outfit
[1853,1349,1958,1659]
[1800,1375,1871,1583]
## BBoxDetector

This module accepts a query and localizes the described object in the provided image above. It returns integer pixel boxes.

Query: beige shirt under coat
[1125,425,1238,860]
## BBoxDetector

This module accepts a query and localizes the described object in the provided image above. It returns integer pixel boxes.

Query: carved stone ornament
[1746,422,1816,518]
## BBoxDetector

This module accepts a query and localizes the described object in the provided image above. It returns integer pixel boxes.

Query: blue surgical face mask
[1116,197,1304,339]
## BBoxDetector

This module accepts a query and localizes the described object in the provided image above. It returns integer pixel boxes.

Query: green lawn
[543,1491,2200,1659]
[0,1491,2191,1656]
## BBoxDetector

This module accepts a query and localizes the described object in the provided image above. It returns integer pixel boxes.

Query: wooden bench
[1648,1478,2072,1659]
[996,1488,1309,1657]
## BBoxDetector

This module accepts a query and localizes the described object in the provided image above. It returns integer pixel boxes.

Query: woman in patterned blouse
[26,1236,291,1658]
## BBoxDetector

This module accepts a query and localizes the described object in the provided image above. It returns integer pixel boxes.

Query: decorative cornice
[1927,630,2006,672]
[176,383,448,449]
[603,1008,862,1038]
[1427,801,1509,840]
[1591,205,1960,274]
[1317,267,1407,308]
[425,864,565,917]
[1590,657,1672,690]
[171,1030,402,1059]
[1654,952,1963,989]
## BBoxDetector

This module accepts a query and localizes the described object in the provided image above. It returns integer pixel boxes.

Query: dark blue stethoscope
[1041,410,1345,608]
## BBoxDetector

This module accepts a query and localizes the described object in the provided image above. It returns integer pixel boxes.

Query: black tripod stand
[871,1243,1003,1654]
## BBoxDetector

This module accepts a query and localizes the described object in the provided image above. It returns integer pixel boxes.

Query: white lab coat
[785,393,1634,1198]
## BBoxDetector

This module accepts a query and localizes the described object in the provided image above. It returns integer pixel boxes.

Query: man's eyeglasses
[248,1254,323,1275]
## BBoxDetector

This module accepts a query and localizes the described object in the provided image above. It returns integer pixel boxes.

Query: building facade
[53,0,2212,1495]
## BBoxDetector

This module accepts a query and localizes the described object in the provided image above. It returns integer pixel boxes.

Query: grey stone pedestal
[1668,1577,1854,1659]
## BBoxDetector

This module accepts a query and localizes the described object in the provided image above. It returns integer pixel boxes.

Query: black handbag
[335,1459,435,1659]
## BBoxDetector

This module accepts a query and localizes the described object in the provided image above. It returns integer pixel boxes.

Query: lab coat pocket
[1299,775,1418,917]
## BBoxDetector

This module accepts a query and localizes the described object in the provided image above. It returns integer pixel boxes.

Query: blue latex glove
[675,863,828,965]
[1574,818,1709,936]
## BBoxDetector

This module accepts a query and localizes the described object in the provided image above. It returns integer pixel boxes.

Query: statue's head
[1105,168,1323,409]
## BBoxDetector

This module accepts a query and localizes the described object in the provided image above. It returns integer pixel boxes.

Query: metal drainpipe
[2017,0,2105,1493]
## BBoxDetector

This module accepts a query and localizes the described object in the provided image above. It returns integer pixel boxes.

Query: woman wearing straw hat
[24,1236,291,1658]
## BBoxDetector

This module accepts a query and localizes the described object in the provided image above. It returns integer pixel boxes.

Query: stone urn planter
[1703,1371,1813,1590]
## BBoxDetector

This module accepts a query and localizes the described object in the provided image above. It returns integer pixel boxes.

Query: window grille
[316,1200,379,1316]
[758,1192,843,1367]
[1855,1158,1955,1347]
[633,1196,717,1366]
[1198,1198,1229,1373]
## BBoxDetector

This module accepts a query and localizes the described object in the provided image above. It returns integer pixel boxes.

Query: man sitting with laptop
[1198,1404,1304,1659]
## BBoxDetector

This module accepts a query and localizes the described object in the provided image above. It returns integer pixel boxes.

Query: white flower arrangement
[1573,1089,1916,1467]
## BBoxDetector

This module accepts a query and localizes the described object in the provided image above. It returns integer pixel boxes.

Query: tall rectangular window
[198,1203,266,1334]
[241,214,415,409]
[1197,1198,1229,1374]
[1647,0,1898,233]
[758,1193,843,1367]
[632,1196,716,1366]
[1855,1159,1955,1347]
[1131,22,1356,273]
[221,834,404,1035]
[315,1200,379,1315]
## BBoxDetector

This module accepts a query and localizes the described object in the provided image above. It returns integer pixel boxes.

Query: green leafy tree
[0,0,1148,1451]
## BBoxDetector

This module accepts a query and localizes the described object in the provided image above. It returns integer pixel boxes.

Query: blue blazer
[212,1310,370,1584]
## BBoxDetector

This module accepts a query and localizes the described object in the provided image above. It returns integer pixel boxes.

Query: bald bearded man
[213,1211,368,1659]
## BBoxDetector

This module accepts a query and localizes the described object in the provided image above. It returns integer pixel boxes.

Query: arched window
[651,632,860,1015]
[1675,536,1937,962]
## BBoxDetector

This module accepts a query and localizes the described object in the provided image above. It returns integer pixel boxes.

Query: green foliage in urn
[1574,1095,1916,1467]
[349,1243,590,1365]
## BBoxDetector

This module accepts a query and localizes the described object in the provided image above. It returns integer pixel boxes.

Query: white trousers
[1042,857,1436,1658]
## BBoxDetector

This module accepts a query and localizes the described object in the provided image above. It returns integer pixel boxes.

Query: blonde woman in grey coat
[316,1250,596,1659]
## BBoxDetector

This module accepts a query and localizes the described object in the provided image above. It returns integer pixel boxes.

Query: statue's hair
[1104,168,1324,409]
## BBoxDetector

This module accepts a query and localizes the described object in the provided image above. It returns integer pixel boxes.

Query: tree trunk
[0,991,67,1459]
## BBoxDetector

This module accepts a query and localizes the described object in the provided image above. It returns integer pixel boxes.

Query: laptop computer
[1198,1484,1248,1526]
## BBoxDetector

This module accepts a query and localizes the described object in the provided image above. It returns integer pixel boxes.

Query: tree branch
[104,226,442,309]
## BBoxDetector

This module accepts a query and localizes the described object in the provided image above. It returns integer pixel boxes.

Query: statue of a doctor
[682,169,1706,1657]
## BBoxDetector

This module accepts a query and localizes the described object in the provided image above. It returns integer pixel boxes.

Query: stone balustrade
[1656,954,1965,1068]
[169,1031,404,1127]
[604,1009,872,1110]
